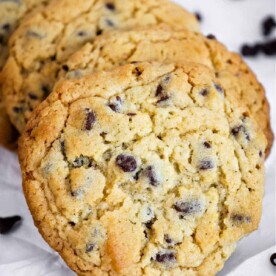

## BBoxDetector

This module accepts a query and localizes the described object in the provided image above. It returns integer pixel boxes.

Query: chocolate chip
[84,110,96,131]
[60,140,66,157]
[116,154,137,172]
[199,88,209,96]
[0,35,4,45]
[105,2,115,10]
[270,253,276,266]
[62,64,69,71]
[155,251,176,263]
[13,106,23,113]
[41,85,50,97]
[206,34,216,40]
[127,112,136,116]
[195,12,202,22]
[28,93,38,100]
[133,67,142,77]
[72,155,94,168]
[2,23,10,32]
[231,125,250,141]
[259,150,263,158]
[145,216,155,230]
[156,84,169,103]
[50,55,56,61]
[203,141,211,148]
[173,199,203,216]
[262,39,276,56]
[262,16,276,36]
[77,31,87,37]
[198,159,214,170]
[214,83,224,94]
[0,216,21,234]
[108,96,122,112]
[231,214,252,224]
[68,221,76,226]
[241,44,260,57]
[142,166,159,187]
[96,29,103,36]
[86,243,96,253]
[164,234,173,244]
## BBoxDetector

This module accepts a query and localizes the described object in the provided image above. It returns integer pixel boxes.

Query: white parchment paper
[0,0,275,275]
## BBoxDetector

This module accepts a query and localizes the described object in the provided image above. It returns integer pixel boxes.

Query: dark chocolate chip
[84,110,96,131]
[60,140,66,157]
[142,166,159,187]
[262,39,276,56]
[231,214,252,224]
[105,2,115,10]
[214,83,224,94]
[2,23,10,32]
[241,44,260,57]
[156,84,169,103]
[203,141,211,148]
[164,234,173,244]
[68,221,76,226]
[0,35,4,45]
[259,150,263,158]
[133,67,142,76]
[62,64,69,71]
[108,96,122,112]
[0,216,21,234]
[144,230,148,238]
[155,251,176,263]
[41,85,50,97]
[77,31,87,37]
[116,154,137,172]
[50,55,56,61]
[270,253,276,266]
[206,34,216,40]
[231,125,250,141]
[86,243,96,253]
[145,219,154,230]
[199,88,209,96]
[13,106,23,113]
[262,16,276,36]
[96,29,103,36]
[127,112,137,116]
[198,159,214,170]
[173,199,203,216]
[28,93,38,100]
[195,12,202,22]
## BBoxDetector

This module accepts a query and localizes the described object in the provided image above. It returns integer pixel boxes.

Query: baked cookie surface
[0,0,48,147]
[2,0,199,133]
[62,27,273,156]
[19,62,266,276]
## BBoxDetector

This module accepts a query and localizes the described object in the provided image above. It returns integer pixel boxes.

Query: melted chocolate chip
[241,44,261,57]
[195,12,202,22]
[262,16,276,36]
[105,2,115,10]
[173,199,203,216]
[143,166,159,187]
[96,29,103,36]
[84,110,96,131]
[62,64,69,71]
[116,154,137,172]
[214,83,224,94]
[155,251,176,263]
[86,243,96,253]
[199,88,209,96]
[206,34,216,40]
[231,214,252,224]
[203,141,211,148]
[0,216,21,234]
[77,31,87,37]
[198,159,214,170]
[270,253,276,266]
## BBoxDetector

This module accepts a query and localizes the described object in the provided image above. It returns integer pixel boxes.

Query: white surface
[0,0,275,275]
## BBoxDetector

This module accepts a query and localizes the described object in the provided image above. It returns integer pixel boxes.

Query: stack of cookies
[0,0,273,275]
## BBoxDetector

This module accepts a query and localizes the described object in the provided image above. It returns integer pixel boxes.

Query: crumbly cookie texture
[1,0,199,134]
[0,0,48,147]
[19,62,266,276]
[61,27,273,157]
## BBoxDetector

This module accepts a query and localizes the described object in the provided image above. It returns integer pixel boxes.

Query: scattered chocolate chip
[13,106,23,113]
[241,44,260,57]
[108,96,122,112]
[144,230,148,238]
[231,214,252,224]
[231,125,250,141]
[155,251,176,263]
[0,216,21,234]
[133,67,142,77]
[60,140,66,157]
[195,12,202,22]
[206,34,216,40]
[262,39,276,56]
[262,16,276,36]
[145,218,155,230]
[96,29,103,36]
[164,234,173,244]
[214,83,224,94]
[41,85,50,97]
[203,141,211,148]
[68,221,76,226]
[127,112,136,116]
[259,151,263,158]
[199,88,209,96]
[28,93,38,100]
[270,253,276,266]
[62,64,69,71]
[142,166,159,187]
[50,55,56,61]
[72,155,94,168]
[241,39,276,57]
[105,2,115,10]
[84,110,96,131]
[198,159,214,170]
[156,84,169,103]
[173,199,203,216]
[77,31,87,37]
[116,154,137,172]
[0,35,4,45]
[86,243,96,253]
[2,23,10,32]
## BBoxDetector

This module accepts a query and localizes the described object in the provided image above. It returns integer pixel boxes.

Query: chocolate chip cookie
[2,0,199,134]
[60,27,273,157]
[19,62,266,275]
